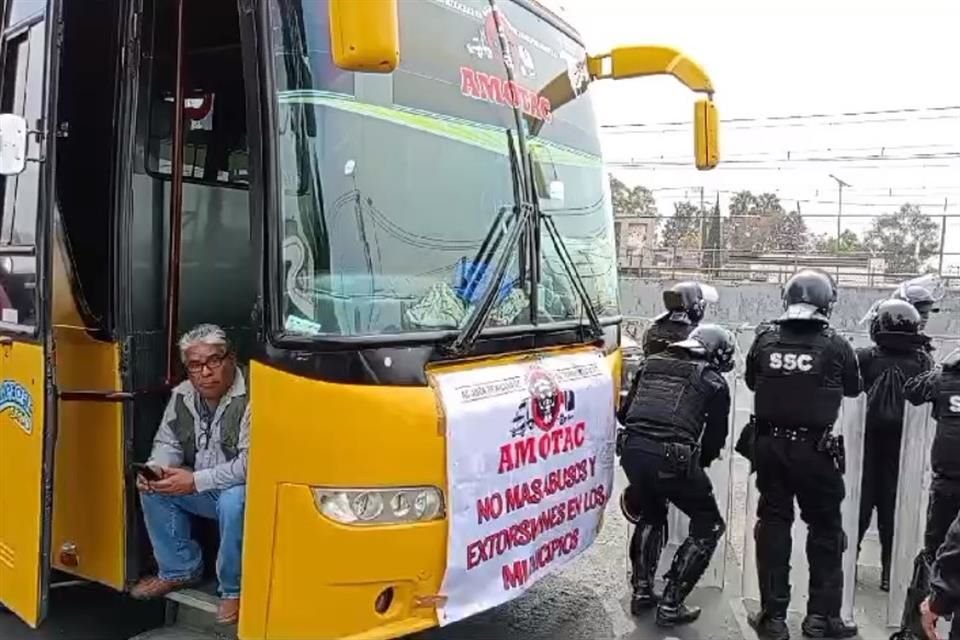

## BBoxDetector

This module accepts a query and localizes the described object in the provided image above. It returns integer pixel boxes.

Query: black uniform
[890,358,960,639]
[929,509,960,619]
[746,321,861,622]
[642,313,695,356]
[619,347,729,623]
[856,334,933,585]
[905,360,960,560]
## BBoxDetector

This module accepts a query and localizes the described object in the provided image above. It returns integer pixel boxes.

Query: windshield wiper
[448,131,531,356]
[539,210,604,339]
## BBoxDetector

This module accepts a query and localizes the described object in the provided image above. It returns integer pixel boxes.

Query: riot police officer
[745,269,861,640]
[893,276,942,332]
[891,349,960,640]
[857,299,934,592]
[642,281,717,356]
[861,275,941,353]
[920,510,960,640]
[618,324,734,627]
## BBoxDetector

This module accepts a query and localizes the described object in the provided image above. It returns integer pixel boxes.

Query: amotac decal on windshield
[460,7,553,122]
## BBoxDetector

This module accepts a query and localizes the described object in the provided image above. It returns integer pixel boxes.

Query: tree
[660,201,702,249]
[703,196,723,272]
[609,175,657,219]
[864,204,940,275]
[725,191,811,252]
[768,209,809,252]
[813,229,865,254]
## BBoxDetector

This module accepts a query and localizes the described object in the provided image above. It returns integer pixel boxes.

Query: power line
[611,161,960,172]
[619,143,960,164]
[600,104,960,132]
[633,185,960,194]
[609,151,960,167]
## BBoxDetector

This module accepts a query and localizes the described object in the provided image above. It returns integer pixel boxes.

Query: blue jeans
[140,485,246,599]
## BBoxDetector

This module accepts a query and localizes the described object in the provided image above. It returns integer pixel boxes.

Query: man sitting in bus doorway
[131,324,249,626]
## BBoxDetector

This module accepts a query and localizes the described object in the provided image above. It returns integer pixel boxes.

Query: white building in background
[614,215,657,272]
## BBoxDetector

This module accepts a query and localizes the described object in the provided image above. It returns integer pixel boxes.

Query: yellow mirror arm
[587,46,714,97]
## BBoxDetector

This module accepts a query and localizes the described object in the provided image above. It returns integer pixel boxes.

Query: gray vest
[168,379,248,469]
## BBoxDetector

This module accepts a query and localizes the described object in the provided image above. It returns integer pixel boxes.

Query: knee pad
[620,486,644,524]
[691,517,726,546]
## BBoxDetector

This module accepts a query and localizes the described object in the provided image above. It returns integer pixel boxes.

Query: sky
[546,0,960,269]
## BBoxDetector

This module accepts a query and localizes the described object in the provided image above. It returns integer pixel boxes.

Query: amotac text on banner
[433,348,616,625]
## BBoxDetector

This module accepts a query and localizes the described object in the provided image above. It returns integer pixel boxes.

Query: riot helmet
[892,274,944,328]
[780,269,836,322]
[671,323,736,373]
[860,273,944,330]
[870,299,922,341]
[661,281,718,324]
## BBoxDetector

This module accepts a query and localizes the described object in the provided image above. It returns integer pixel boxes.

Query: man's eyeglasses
[185,352,229,375]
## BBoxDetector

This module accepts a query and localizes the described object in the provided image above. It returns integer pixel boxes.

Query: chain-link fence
[614,211,960,288]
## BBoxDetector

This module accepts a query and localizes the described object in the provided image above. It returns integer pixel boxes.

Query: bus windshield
[270,0,618,338]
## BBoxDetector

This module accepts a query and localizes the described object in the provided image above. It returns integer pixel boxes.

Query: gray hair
[178,324,230,361]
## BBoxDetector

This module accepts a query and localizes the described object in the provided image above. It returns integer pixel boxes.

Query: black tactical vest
[753,325,840,430]
[169,376,248,469]
[932,368,960,479]
[623,354,712,445]
[643,318,694,357]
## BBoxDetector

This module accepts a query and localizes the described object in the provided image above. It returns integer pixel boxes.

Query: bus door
[0,0,61,628]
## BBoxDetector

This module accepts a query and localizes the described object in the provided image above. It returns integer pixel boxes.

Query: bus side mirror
[694,99,719,171]
[328,0,399,73]
[0,114,28,176]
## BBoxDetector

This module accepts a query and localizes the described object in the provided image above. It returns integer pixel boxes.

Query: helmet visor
[671,338,706,355]
[699,283,719,304]
[781,302,824,321]
[896,274,945,303]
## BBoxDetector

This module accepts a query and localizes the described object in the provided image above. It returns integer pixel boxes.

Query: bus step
[129,585,236,640]
[129,627,224,640]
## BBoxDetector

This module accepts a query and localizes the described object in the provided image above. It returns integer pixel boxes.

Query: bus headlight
[312,486,445,525]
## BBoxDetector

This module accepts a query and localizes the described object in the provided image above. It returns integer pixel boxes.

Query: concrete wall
[619,277,960,338]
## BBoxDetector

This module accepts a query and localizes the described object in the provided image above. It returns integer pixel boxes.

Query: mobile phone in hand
[133,463,162,482]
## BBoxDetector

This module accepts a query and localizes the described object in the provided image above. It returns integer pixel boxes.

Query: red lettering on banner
[574,422,586,447]
[459,65,553,123]
[584,484,608,513]
[498,422,588,473]
[465,503,570,570]
[476,492,504,525]
[493,458,591,517]
[500,528,581,590]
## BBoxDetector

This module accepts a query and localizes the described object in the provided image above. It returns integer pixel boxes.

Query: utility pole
[939,197,949,275]
[828,174,851,282]
[699,186,705,268]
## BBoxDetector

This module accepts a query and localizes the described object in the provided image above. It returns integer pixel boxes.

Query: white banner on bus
[434,349,616,625]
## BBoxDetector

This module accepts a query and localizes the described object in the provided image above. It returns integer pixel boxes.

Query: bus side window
[5,0,44,28]
[0,23,44,331]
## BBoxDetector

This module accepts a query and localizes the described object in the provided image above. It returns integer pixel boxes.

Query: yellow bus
[0,0,717,638]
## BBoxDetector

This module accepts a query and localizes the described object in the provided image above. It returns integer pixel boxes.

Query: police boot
[748,612,789,640]
[800,614,858,639]
[755,521,792,639]
[655,536,715,627]
[629,523,663,614]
